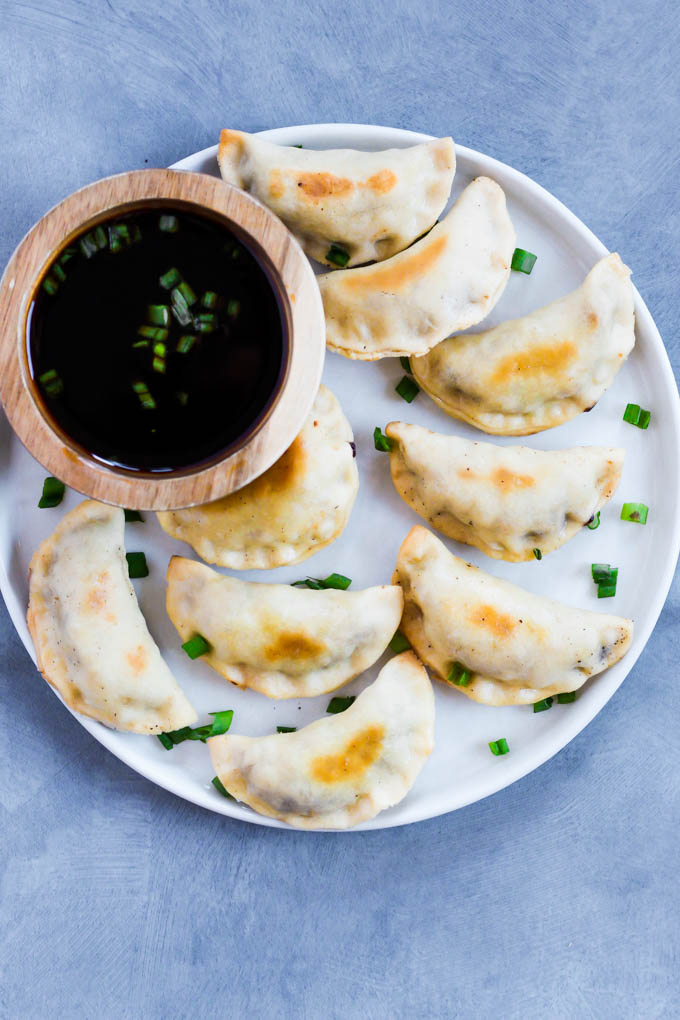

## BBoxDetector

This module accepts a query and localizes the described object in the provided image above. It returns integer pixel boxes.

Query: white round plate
[2,125,679,831]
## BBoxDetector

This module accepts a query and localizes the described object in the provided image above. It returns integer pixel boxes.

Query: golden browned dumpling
[412,254,635,434]
[157,386,358,569]
[385,422,623,561]
[394,526,633,706]
[27,501,196,733]
[166,557,403,699]
[318,176,515,360]
[218,128,456,267]
[209,652,434,829]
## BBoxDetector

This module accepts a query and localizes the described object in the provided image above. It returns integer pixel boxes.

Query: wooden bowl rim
[0,168,325,509]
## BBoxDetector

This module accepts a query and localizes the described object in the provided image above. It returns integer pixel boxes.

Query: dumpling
[209,652,434,829]
[385,422,624,561]
[218,128,456,267]
[412,253,635,434]
[165,557,403,699]
[27,500,197,733]
[157,385,358,569]
[394,526,633,706]
[319,176,515,360]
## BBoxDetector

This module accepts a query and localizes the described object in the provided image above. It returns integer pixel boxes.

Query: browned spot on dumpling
[269,170,284,199]
[342,234,447,294]
[492,467,535,489]
[297,172,354,200]
[432,140,454,170]
[207,436,306,513]
[311,725,385,784]
[490,341,577,386]
[86,571,111,614]
[219,129,244,160]
[468,603,517,637]
[263,631,326,663]
[587,312,598,328]
[126,644,149,675]
[363,169,397,193]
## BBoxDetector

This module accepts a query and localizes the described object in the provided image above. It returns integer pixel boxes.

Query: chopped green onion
[159,267,182,290]
[209,710,234,736]
[93,226,108,249]
[533,548,542,560]
[170,286,192,325]
[291,578,324,590]
[58,246,78,266]
[126,551,149,578]
[157,733,174,750]
[321,573,351,590]
[373,426,392,452]
[597,584,617,599]
[146,305,170,327]
[326,244,350,267]
[447,661,471,687]
[132,340,150,349]
[39,368,64,397]
[176,391,189,406]
[193,313,218,333]
[42,276,59,295]
[277,726,297,733]
[327,695,356,714]
[176,335,197,354]
[108,223,131,253]
[623,403,651,429]
[131,380,156,410]
[212,776,235,798]
[291,574,351,591]
[182,633,212,659]
[557,691,576,704]
[152,342,166,358]
[159,214,179,232]
[395,376,419,403]
[79,232,99,258]
[52,262,67,283]
[399,356,412,373]
[201,291,220,309]
[137,325,168,341]
[177,280,197,306]
[124,509,144,522]
[152,357,165,374]
[38,476,65,509]
[489,737,510,756]
[533,697,553,713]
[621,502,648,524]
[293,144,303,148]
[591,563,617,583]
[586,512,601,530]
[226,298,240,319]
[511,248,537,274]
[130,224,142,244]
[389,629,411,654]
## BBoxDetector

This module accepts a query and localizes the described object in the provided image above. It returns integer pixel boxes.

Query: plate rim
[3,122,679,831]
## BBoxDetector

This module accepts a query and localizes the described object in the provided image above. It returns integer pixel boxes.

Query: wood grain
[0,169,325,509]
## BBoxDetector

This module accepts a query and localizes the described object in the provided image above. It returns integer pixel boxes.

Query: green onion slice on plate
[621,502,648,524]
[511,248,537,274]
[38,476,65,509]
[326,695,356,714]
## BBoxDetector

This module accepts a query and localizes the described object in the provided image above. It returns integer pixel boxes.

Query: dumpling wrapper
[385,422,624,561]
[209,652,434,829]
[394,526,633,706]
[166,557,403,699]
[157,385,358,569]
[412,253,635,435]
[318,176,515,360]
[27,500,197,733]
[218,128,456,268]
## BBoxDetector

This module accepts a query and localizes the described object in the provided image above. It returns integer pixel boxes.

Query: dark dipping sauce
[28,206,286,472]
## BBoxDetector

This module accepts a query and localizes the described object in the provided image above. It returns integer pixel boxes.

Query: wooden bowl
[0,169,325,509]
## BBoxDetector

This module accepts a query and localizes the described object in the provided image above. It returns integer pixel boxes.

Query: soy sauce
[28,207,286,472]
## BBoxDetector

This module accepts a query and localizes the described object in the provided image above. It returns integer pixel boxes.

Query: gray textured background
[1,1,679,1017]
